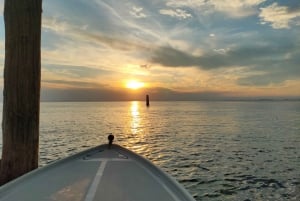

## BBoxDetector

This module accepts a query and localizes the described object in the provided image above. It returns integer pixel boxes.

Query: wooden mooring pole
[146,95,150,107]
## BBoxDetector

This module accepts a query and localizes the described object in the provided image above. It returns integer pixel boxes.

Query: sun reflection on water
[127,101,152,154]
[130,101,141,135]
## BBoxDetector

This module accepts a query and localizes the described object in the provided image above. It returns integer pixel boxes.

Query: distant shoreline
[36,99,300,102]
[0,98,299,103]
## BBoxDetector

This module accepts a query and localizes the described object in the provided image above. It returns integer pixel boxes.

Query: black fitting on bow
[108,134,114,148]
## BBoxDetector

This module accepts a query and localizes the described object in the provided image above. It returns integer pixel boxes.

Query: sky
[0,0,300,101]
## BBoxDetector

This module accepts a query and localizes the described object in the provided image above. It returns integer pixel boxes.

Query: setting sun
[126,80,145,90]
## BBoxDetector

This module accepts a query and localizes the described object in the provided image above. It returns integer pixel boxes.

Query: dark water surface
[0,101,299,200]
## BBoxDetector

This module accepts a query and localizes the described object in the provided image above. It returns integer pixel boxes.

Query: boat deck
[0,144,195,201]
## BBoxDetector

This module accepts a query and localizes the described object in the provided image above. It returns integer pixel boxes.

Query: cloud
[159,8,192,19]
[42,80,104,89]
[209,0,266,17]
[43,0,163,44]
[78,31,151,51]
[150,42,295,69]
[42,17,70,33]
[165,0,266,18]
[42,13,164,80]
[237,61,300,86]
[130,6,147,18]
[42,15,153,53]
[151,36,299,66]
[90,0,163,41]
[259,3,300,29]
[43,64,111,79]
[149,39,300,86]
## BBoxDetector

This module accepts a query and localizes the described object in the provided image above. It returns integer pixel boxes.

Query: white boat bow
[0,141,195,201]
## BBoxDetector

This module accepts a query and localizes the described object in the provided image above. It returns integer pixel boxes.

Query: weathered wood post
[0,0,42,185]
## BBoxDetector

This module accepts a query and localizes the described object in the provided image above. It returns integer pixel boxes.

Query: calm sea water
[0,101,299,200]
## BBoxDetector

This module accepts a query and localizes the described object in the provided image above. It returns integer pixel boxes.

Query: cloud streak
[165,0,266,18]
[159,8,192,19]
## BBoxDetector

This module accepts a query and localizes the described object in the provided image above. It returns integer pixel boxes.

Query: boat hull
[0,144,195,201]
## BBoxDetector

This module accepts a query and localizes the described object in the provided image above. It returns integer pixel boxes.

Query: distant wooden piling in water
[146,95,150,107]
